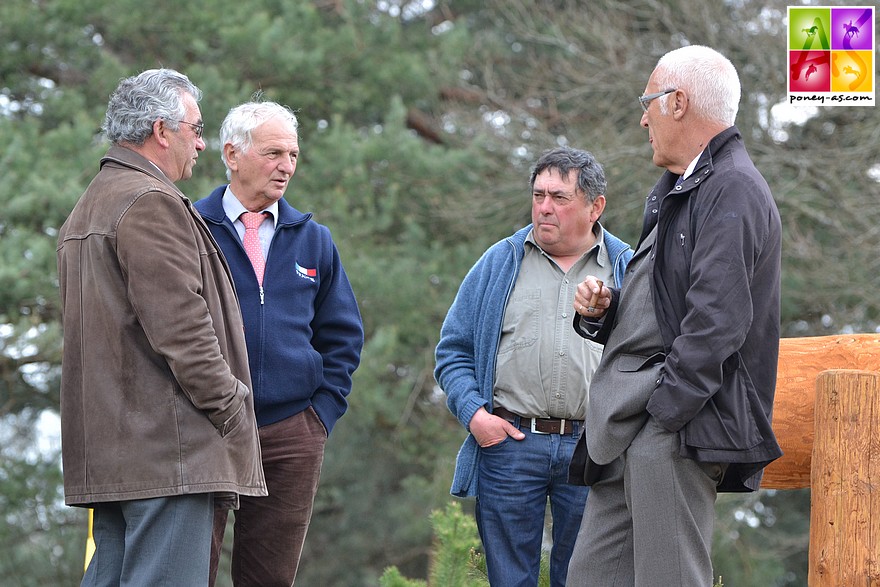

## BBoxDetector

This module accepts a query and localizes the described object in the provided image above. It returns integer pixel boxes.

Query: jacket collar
[661,125,742,196]
[639,126,743,245]
[102,145,179,192]
[198,185,312,227]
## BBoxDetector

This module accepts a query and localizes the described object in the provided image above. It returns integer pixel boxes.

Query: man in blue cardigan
[196,101,363,586]
[435,147,632,587]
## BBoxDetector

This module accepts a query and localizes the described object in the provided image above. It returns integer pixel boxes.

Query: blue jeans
[476,421,588,587]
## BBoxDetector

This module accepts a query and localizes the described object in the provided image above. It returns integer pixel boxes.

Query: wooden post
[762,335,880,490]
[809,370,880,586]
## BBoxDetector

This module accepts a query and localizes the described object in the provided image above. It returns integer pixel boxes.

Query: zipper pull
[259,286,265,305]
[680,232,685,246]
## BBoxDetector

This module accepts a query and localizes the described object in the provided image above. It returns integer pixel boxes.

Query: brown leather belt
[493,406,581,435]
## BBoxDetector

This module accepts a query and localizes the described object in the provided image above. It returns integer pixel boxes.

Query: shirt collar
[681,151,702,181]
[525,222,609,268]
[222,186,279,228]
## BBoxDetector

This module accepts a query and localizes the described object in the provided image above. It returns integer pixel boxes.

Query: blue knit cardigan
[434,224,633,497]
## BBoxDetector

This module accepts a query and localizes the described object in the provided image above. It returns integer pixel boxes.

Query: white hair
[220,100,298,180]
[655,45,741,126]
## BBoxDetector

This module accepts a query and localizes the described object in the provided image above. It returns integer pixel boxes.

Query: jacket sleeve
[434,258,493,432]
[571,287,621,344]
[647,172,771,432]
[309,233,364,436]
[116,191,247,433]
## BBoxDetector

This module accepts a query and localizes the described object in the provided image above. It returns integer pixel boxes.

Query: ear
[152,119,172,148]
[223,143,239,172]
[672,89,689,120]
[590,195,606,222]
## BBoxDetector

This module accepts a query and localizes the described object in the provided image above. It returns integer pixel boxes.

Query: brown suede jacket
[57,145,266,506]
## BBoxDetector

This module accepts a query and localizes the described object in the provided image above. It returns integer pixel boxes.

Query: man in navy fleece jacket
[196,100,363,586]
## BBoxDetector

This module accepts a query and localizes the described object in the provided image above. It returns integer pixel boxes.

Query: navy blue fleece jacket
[196,186,363,434]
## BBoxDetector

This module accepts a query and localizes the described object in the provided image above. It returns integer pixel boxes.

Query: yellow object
[84,508,95,573]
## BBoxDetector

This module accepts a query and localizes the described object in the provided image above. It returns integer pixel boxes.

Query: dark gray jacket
[579,126,782,492]
[647,126,782,491]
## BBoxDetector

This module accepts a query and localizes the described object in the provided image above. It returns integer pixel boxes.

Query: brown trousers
[209,407,327,586]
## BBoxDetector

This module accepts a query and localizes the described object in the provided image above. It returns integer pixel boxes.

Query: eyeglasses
[638,88,676,112]
[169,119,204,139]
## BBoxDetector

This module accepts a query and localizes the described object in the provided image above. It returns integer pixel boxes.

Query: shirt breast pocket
[496,289,540,355]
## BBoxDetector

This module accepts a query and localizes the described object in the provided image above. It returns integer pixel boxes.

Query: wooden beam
[808,370,880,585]
[761,334,880,489]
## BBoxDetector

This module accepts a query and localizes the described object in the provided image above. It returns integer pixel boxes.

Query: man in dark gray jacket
[565,46,782,586]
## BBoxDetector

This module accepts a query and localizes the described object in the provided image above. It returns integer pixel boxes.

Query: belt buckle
[530,418,566,435]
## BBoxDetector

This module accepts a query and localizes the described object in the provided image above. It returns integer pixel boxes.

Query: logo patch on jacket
[295,262,317,282]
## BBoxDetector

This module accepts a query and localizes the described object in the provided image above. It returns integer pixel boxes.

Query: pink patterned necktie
[240,211,267,286]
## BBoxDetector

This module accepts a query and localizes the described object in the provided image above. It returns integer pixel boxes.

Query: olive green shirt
[493,225,614,420]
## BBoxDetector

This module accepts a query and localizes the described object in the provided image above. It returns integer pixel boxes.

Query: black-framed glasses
[638,88,676,112]
[170,119,204,139]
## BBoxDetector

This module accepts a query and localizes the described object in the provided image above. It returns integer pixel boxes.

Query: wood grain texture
[808,370,880,586]
[762,335,880,490]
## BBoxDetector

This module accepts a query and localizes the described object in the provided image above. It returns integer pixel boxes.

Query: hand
[468,407,525,447]
[574,276,610,318]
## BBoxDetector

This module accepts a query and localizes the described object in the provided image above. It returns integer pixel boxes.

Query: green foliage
[380,500,490,587]
[0,412,86,585]
[0,110,100,417]
[380,566,429,587]
[426,502,489,587]
[6,0,875,583]
[713,490,811,586]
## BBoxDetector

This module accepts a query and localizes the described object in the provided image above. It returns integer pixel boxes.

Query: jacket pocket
[683,365,762,450]
[616,352,666,372]
[593,352,664,424]
[217,402,245,438]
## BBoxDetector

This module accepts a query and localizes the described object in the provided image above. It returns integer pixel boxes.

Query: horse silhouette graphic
[843,20,860,40]
[843,65,861,79]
